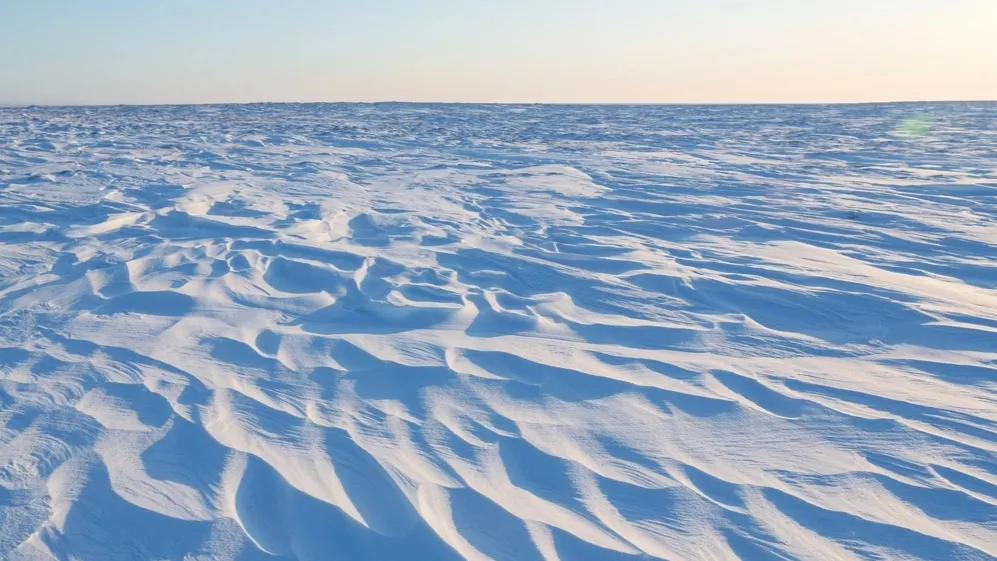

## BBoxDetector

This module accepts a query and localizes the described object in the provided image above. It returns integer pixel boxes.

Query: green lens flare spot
[894,115,931,139]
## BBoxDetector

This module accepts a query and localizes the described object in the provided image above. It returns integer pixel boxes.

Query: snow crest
[1,103,996,560]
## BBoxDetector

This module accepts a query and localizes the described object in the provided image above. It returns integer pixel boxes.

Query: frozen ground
[1,103,996,561]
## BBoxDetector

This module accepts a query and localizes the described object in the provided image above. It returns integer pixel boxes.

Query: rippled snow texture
[1,103,996,560]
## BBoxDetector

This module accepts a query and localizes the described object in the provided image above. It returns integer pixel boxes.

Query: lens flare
[894,115,931,139]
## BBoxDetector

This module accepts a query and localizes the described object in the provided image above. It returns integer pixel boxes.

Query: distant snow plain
[1,103,996,560]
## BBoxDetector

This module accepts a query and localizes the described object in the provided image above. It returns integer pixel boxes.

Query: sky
[0,0,995,105]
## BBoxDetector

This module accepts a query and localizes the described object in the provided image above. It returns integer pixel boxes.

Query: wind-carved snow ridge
[1,103,996,560]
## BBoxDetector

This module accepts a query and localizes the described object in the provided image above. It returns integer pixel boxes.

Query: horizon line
[3,98,996,109]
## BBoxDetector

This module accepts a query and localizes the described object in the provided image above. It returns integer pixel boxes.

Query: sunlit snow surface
[1,103,996,560]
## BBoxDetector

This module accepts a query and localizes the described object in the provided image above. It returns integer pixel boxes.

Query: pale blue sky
[1,0,994,104]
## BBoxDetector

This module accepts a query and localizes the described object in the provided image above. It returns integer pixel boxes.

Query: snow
[1,102,996,561]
